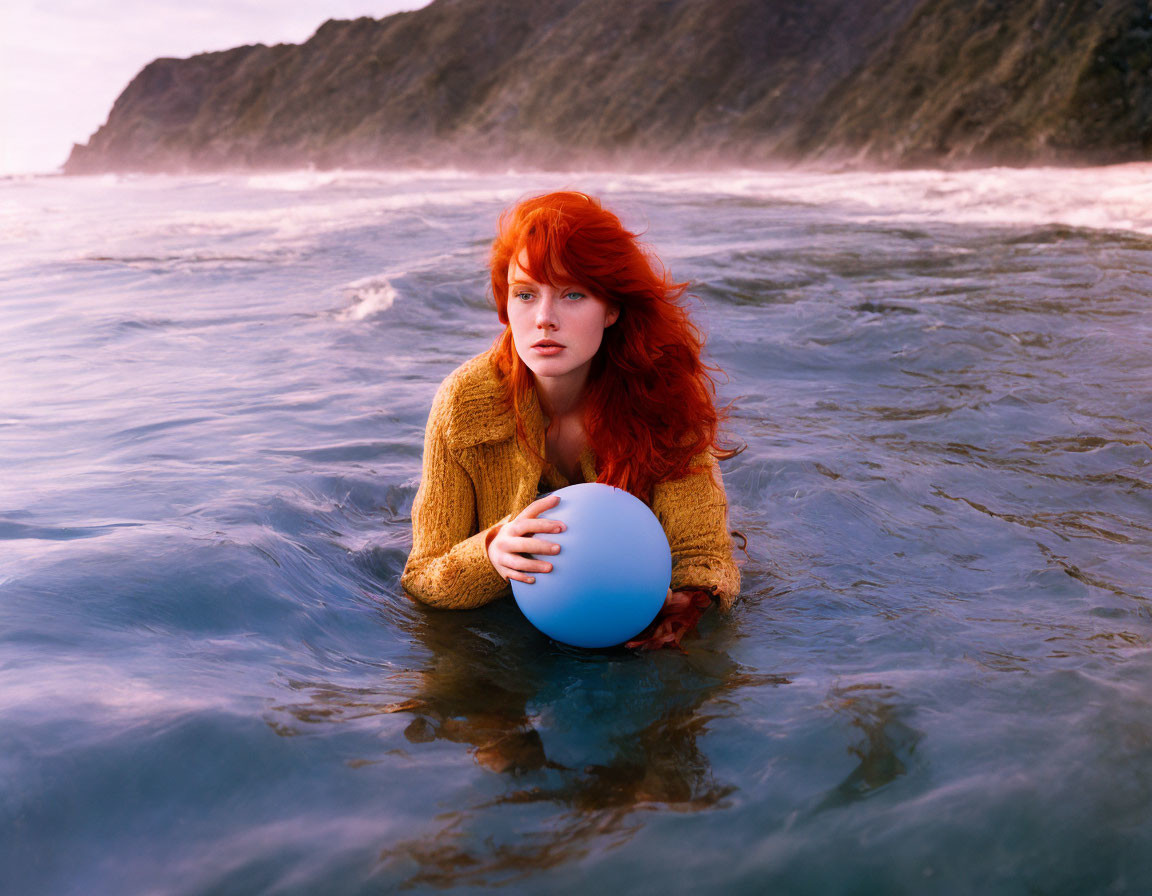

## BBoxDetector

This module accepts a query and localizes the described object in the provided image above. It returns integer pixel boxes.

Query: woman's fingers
[509,516,565,536]
[487,497,567,584]
[493,550,550,587]
[663,589,694,612]
[490,536,559,583]
[505,534,560,556]
[499,549,554,574]
[503,568,536,585]
[519,494,561,519]
[626,590,713,650]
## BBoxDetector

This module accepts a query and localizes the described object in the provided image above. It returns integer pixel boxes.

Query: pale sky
[0,1,431,175]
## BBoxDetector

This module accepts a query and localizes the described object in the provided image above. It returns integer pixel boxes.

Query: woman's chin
[518,354,579,379]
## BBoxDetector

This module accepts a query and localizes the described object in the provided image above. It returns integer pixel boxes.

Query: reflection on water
[815,683,922,810]
[269,605,788,887]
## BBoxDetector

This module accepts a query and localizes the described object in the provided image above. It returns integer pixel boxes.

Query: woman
[400,191,741,649]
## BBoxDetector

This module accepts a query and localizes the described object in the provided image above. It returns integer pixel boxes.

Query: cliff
[64,0,1152,173]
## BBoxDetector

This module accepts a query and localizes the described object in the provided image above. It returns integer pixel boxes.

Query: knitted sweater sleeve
[651,449,742,613]
[400,379,511,610]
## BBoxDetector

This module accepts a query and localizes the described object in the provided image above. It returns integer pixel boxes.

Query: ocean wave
[338,276,399,321]
[610,164,1152,237]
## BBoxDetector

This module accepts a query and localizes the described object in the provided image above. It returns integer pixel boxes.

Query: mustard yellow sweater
[400,349,741,612]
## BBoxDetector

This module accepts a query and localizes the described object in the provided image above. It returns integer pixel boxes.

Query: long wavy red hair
[487,191,740,504]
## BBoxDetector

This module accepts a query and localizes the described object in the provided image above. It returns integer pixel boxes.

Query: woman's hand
[486,494,566,585]
[625,588,713,651]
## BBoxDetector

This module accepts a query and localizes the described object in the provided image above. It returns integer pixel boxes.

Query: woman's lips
[532,342,565,355]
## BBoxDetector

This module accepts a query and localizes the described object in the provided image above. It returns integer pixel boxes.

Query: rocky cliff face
[64,0,1152,173]
[785,0,1152,166]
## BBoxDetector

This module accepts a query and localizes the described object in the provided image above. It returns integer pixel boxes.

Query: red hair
[488,191,739,504]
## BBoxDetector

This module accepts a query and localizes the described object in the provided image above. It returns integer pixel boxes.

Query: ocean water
[2,165,1151,895]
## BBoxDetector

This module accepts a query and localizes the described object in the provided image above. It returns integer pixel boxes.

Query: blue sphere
[511,482,671,648]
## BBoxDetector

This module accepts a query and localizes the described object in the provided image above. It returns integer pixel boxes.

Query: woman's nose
[535,295,558,329]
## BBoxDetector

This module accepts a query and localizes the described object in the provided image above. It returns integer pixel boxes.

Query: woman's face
[506,249,619,385]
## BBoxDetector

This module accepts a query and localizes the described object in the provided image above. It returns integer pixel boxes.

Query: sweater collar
[446,352,596,483]
[444,352,544,454]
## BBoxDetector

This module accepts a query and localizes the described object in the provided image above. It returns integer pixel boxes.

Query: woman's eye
[564,291,585,301]
[515,292,534,301]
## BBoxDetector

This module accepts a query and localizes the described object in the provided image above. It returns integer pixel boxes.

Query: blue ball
[511,482,671,648]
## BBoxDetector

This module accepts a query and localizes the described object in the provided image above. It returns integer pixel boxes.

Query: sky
[0,1,431,175]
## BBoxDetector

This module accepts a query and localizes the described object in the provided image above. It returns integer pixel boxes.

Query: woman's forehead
[509,247,575,285]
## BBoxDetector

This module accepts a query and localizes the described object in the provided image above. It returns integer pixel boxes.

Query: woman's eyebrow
[509,278,586,290]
